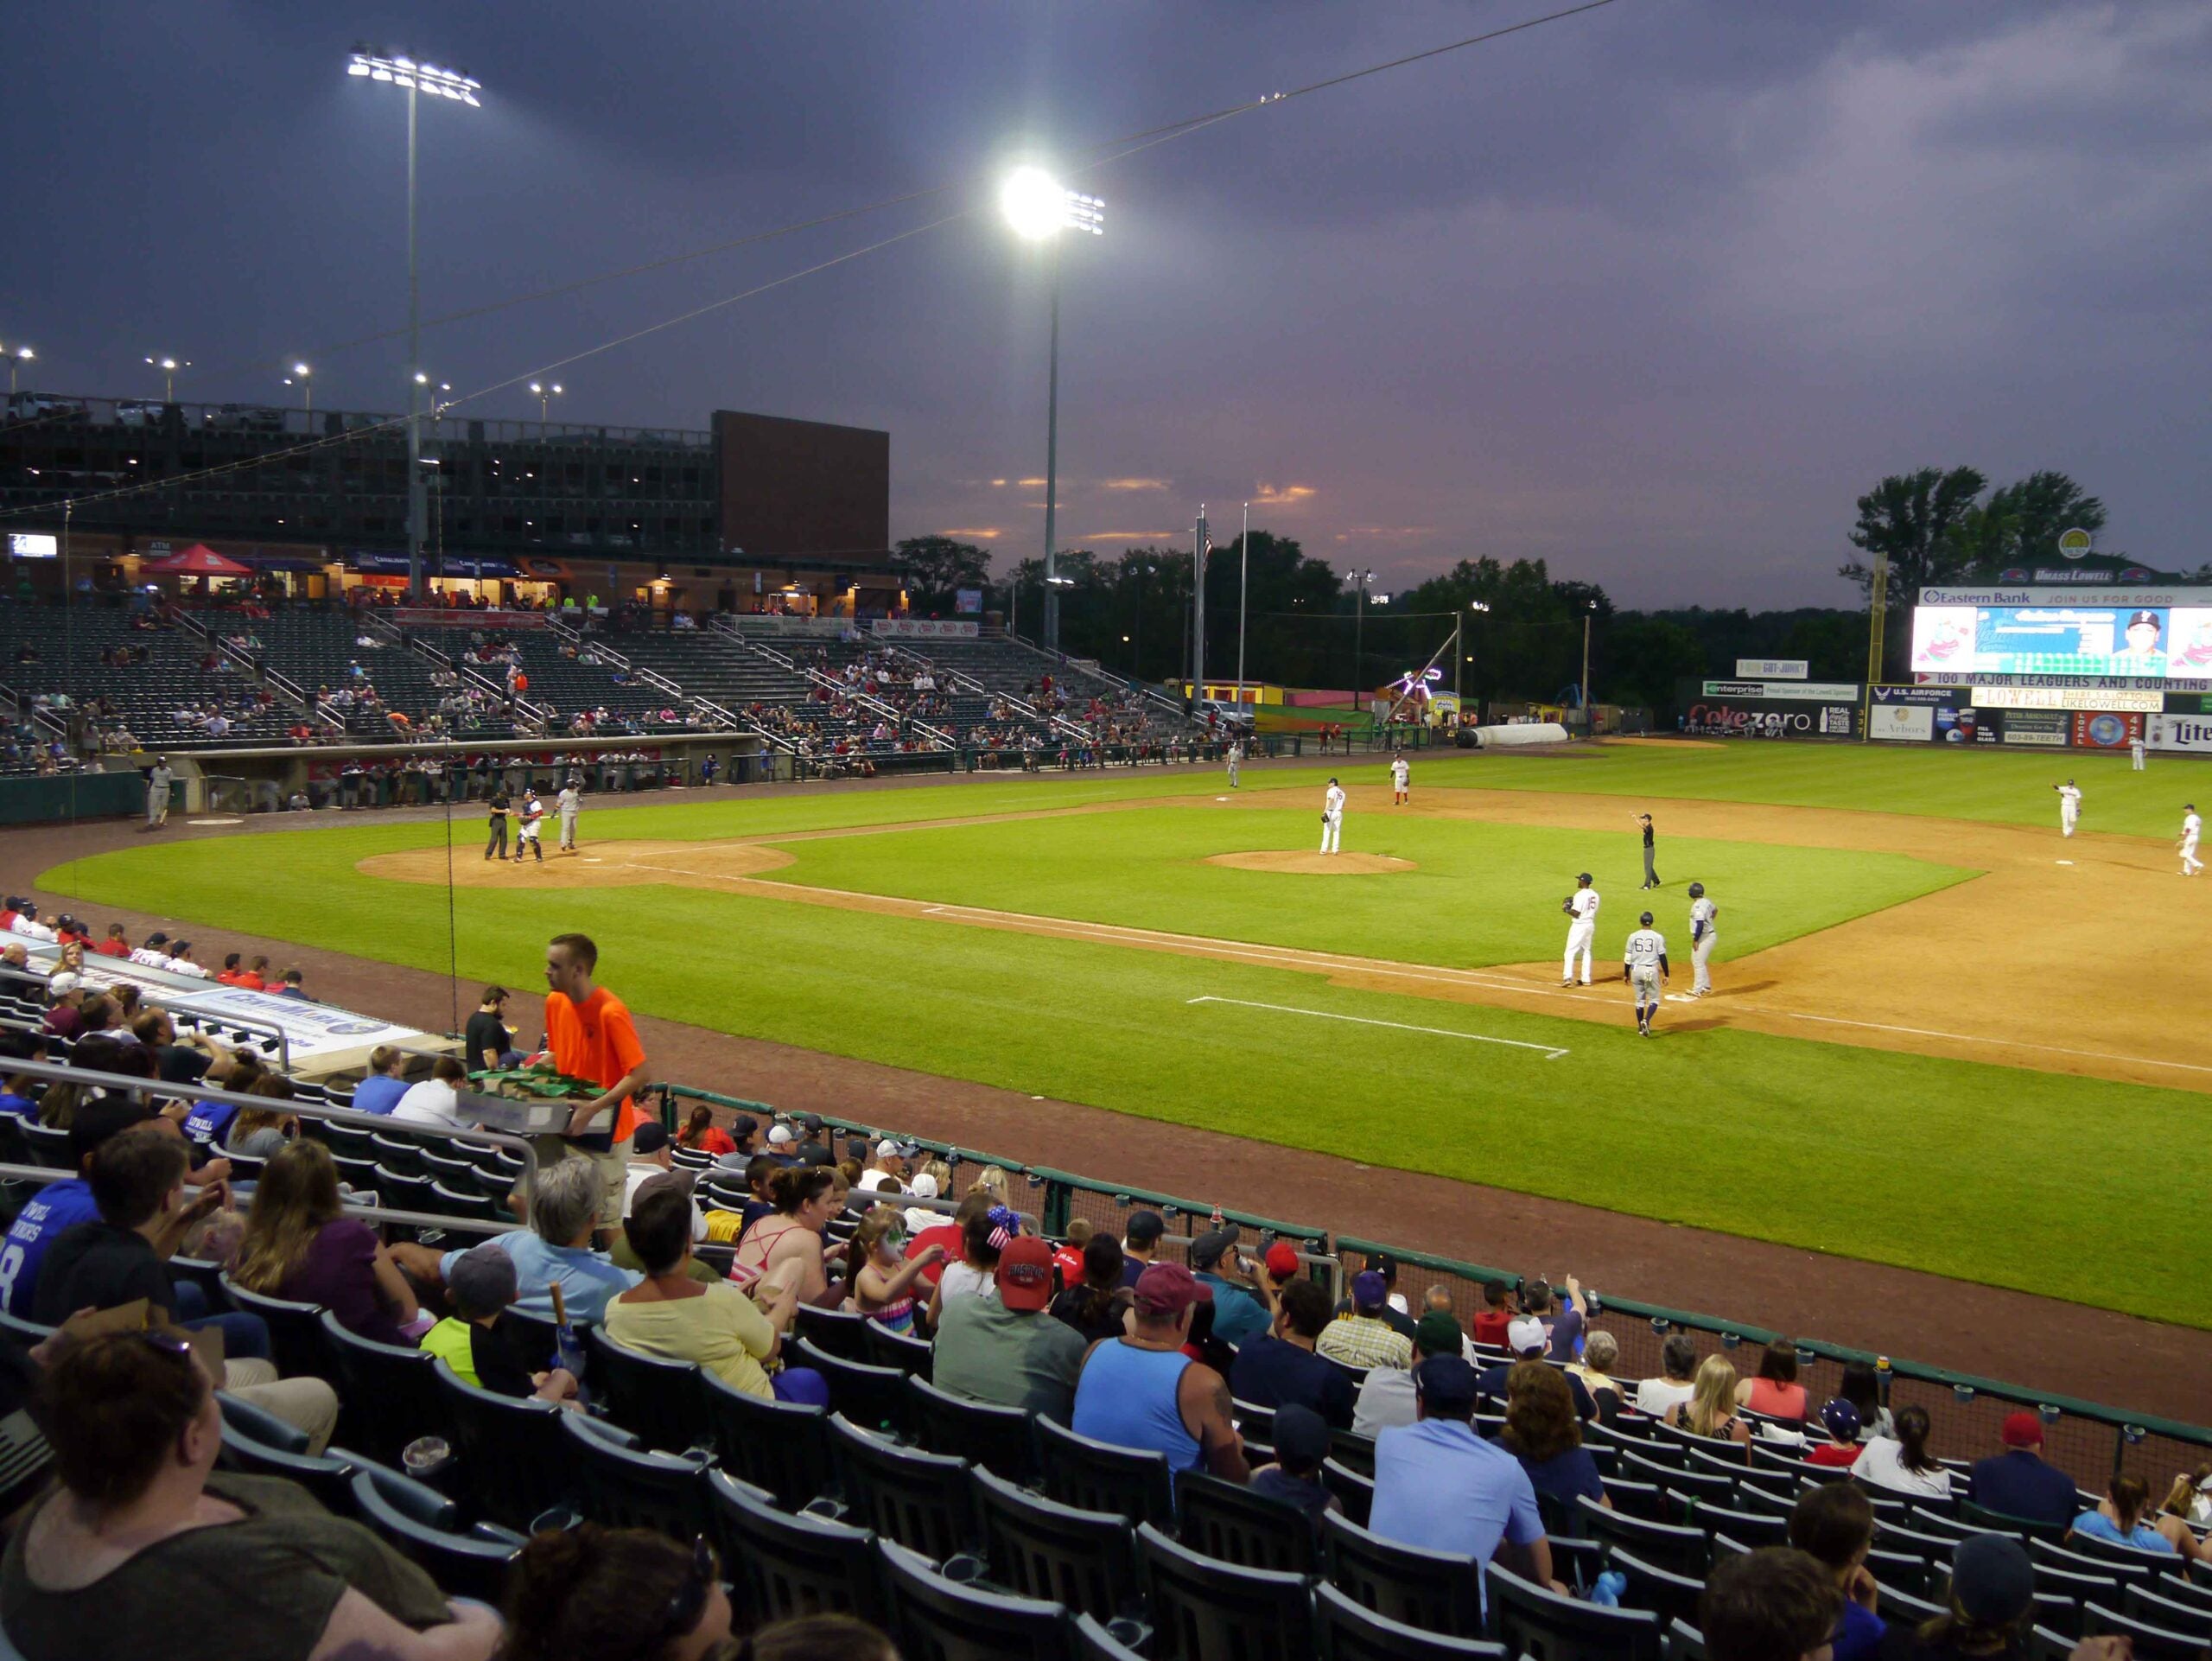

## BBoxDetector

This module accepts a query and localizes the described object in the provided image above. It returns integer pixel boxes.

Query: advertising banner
[390,608,549,630]
[1680,683,1858,739]
[1999,710,2069,747]
[2071,710,2144,749]
[1700,680,1859,701]
[1920,586,2212,608]
[1969,685,2163,713]
[1872,684,1969,705]
[1912,601,2212,679]
[1734,659,1808,680]
[874,619,980,640]
[1870,704,1935,741]
[2146,714,2212,753]
[955,589,983,615]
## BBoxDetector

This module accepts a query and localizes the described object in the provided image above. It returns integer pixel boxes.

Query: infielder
[557,778,582,851]
[1688,881,1718,996]
[1226,741,1242,789]
[1319,778,1345,855]
[2182,802,2202,877]
[144,754,174,830]
[2053,779,2082,837]
[1623,910,1669,1036]
[1560,871,1599,986]
[513,790,546,863]
[1390,752,1409,806]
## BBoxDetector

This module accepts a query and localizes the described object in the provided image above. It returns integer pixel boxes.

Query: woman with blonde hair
[849,1206,943,1336]
[1666,1354,1751,1448]
[1567,1328,1624,1423]
[232,1139,420,1345]
[224,1075,301,1159]
[967,1165,1012,1203]
[2152,1467,2212,1561]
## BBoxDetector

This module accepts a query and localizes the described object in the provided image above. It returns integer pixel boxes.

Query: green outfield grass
[38,742,2212,1327]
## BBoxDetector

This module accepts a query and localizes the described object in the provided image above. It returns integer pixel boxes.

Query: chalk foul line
[1187,996,1569,1060]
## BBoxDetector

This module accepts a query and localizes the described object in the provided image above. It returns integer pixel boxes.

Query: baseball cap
[1270,1404,1331,1473]
[2000,1410,2044,1449]
[995,1236,1056,1312]
[797,1112,824,1134]
[1124,1210,1164,1247]
[1351,1270,1389,1312]
[1263,1243,1300,1282]
[766,1124,796,1148]
[909,1171,940,1201]
[731,1114,758,1141]
[47,971,81,997]
[2128,608,2160,629]
[1950,1535,2035,1625]
[875,1137,917,1160]
[1820,1398,1861,1442]
[448,1243,519,1320]
[1413,1355,1481,1416]
[1414,1310,1465,1359]
[633,1168,696,1206]
[1190,1228,1236,1272]
[632,1120,671,1155]
[144,932,169,947]
[1132,1261,1203,1320]
[1506,1316,1548,1356]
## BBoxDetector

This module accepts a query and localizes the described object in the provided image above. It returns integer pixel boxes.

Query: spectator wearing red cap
[1228,1279,1355,1429]
[931,1235,1088,1419]
[1071,1262,1249,1482]
[1966,1410,2079,1527]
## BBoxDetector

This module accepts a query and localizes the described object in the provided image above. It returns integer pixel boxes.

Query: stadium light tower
[143,356,190,401]
[530,380,563,423]
[285,362,313,417]
[1000,166,1103,654]
[348,45,482,600]
[3,344,31,396]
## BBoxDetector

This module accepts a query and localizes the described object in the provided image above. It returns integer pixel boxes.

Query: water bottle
[550,1282,587,1389]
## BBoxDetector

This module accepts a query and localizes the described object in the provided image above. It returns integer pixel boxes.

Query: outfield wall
[1674,678,1861,740]
[1869,684,2212,751]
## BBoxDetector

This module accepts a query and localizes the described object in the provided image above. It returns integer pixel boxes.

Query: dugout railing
[662,1083,2211,1495]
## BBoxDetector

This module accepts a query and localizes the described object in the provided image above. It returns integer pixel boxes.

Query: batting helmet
[1639,911,1654,927]
[1688,881,1705,898]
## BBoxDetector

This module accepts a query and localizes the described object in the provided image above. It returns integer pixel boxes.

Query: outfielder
[557,778,582,851]
[2182,803,2202,877]
[513,789,546,863]
[1390,751,1409,805]
[1623,911,1669,1037]
[2131,734,2146,772]
[2054,779,2082,837]
[1320,778,1345,855]
[1560,872,1599,986]
[1226,741,1242,789]
[1688,881,1718,996]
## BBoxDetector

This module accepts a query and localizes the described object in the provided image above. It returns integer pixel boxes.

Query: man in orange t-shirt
[543,931,652,1232]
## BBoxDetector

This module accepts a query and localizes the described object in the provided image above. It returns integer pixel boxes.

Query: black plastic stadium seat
[701,1368,835,1511]
[862,1321,933,1378]
[793,1302,872,1359]
[878,1537,1073,1661]
[793,1338,910,1436]
[430,1355,573,1531]
[218,1272,330,1383]
[318,1308,443,1468]
[972,1465,1144,1624]
[1320,1510,1484,1640]
[1175,1469,1319,1575]
[1035,1416,1177,1531]
[562,1412,713,1538]
[907,1376,1035,1483]
[1485,1560,1665,1661]
[1314,1581,1510,1661]
[707,1469,887,1626]
[1684,1500,1788,1549]
[1578,1494,1709,1579]
[828,1413,976,1564]
[1074,1613,1149,1661]
[350,1467,524,1605]
[1605,1547,1708,1627]
[1136,1521,1314,1661]
[586,1327,709,1454]
[1320,1458,1374,1528]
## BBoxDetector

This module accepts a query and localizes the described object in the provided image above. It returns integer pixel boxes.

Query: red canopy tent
[143,544,253,576]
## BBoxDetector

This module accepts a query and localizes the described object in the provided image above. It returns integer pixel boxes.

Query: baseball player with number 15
[1623,911,1669,1037]
[1560,873,1599,986]
[1688,881,1717,996]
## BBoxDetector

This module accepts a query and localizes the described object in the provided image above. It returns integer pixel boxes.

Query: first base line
[1187,996,1569,1060]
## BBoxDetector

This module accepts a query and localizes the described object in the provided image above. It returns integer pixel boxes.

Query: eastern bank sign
[1919,586,2212,608]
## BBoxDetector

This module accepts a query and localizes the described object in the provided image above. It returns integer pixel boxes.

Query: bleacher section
[0,601,296,749]
[251,611,514,740]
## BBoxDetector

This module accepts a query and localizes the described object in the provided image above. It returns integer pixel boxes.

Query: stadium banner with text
[1678,681,1859,739]
[1733,659,1808,680]
[2071,711,2144,749]
[389,607,549,630]
[1997,710,2069,747]
[2148,714,2212,753]
[873,619,980,640]
[1967,684,2164,713]
[1911,596,2212,681]
[1867,686,2072,747]
[1700,679,1859,701]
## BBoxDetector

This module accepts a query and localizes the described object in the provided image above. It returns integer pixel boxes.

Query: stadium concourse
[3,795,2210,1661]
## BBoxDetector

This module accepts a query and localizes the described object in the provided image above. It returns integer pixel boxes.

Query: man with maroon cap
[931,1232,1088,1419]
[1071,1261,1249,1482]
[1967,1410,2078,1527]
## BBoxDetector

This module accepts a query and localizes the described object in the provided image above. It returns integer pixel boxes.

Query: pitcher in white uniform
[2054,780,2082,837]
[2182,803,2202,876]
[1320,778,1345,855]
[1622,912,1669,1037]
[1560,873,1599,986]
[1390,753,1409,806]
[1687,881,1718,996]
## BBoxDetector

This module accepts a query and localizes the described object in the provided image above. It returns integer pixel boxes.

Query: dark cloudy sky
[7,2,2208,607]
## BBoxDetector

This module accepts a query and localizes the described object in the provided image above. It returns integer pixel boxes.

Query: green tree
[1951,471,2108,573]
[891,536,993,614]
[1840,467,1988,607]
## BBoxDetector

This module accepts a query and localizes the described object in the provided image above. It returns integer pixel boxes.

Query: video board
[1911,602,2212,680]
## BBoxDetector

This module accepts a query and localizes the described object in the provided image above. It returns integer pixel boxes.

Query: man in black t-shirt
[483,790,512,860]
[33,1128,219,1325]
[1637,811,1659,890]
[464,985,516,1072]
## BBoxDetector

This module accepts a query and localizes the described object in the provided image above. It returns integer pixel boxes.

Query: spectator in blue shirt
[348,1047,412,1117]
[1786,1481,1885,1661]
[1368,1355,1560,1613]
[0,1096,150,1318]
[393,1157,639,1324]
[1493,1361,1607,1511]
[1967,1411,2081,1527]
[2071,1475,2178,1556]
[0,1069,37,1119]
[1188,1229,1271,1349]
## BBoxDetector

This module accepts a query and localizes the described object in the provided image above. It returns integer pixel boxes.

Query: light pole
[1459,599,1491,709]
[1352,568,1374,725]
[1000,166,1103,654]
[1580,599,1598,729]
[349,46,482,600]
[285,363,313,418]
[1236,501,1249,717]
[143,356,189,401]
[3,345,31,396]
[530,380,563,423]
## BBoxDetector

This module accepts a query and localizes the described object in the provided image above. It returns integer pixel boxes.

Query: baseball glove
[1560,896,1575,915]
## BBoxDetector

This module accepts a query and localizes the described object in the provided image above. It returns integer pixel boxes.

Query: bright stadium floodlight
[1001,165,1105,652]
[284,362,312,417]
[348,43,484,600]
[143,355,190,399]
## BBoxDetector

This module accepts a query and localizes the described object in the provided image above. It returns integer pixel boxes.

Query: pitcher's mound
[1206,851,1417,875]
[359,839,795,889]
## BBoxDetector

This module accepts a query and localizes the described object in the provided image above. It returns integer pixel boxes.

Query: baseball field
[37,741,2212,1328]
